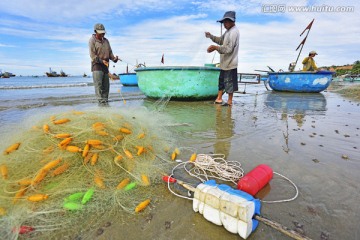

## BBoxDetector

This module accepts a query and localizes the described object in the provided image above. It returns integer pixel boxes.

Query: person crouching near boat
[89,23,119,106]
[302,51,318,71]
[205,11,240,107]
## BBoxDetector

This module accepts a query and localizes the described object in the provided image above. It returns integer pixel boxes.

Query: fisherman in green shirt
[302,51,318,71]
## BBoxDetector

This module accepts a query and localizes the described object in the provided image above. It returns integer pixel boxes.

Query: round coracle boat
[134,66,220,100]
[268,70,334,93]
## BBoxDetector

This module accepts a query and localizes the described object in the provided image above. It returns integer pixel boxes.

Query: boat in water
[46,68,68,77]
[134,66,220,100]
[0,70,16,78]
[267,70,334,93]
[59,70,68,77]
[119,73,138,86]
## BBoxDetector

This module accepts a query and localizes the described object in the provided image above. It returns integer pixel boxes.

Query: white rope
[167,162,193,200]
[186,154,244,185]
[166,154,299,204]
[260,171,299,203]
[166,154,244,200]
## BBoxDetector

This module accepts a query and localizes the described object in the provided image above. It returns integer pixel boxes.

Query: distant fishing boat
[119,73,138,86]
[267,71,334,93]
[45,68,67,77]
[1,74,10,78]
[1,71,15,78]
[59,70,68,77]
[0,69,16,78]
[46,68,60,77]
[134,66,220,100]
[83,73,87,77]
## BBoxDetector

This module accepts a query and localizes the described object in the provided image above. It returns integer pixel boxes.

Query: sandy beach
[1,77,360,240]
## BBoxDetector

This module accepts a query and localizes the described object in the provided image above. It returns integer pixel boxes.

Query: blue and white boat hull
[268,71,334,93]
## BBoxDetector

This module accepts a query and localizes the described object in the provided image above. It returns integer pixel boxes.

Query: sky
[0,0,359,76]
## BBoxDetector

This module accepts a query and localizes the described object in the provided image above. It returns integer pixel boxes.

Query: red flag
[300,19,314,36]
[161,54,164,64]
[295,36,307,51]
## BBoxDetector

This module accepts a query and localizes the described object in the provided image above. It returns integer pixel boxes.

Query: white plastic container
[192,180,261,239]
[203,187,224,225]
[193,183,216,214]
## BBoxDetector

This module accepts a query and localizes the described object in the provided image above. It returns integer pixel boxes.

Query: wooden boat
[268,70,334,93]
[119,73,138,86]
[134,66,220,100]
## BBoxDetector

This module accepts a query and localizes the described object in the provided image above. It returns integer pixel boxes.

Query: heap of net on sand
[0,108,179,239]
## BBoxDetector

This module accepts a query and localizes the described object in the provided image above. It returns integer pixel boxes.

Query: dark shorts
[219,69,238,93]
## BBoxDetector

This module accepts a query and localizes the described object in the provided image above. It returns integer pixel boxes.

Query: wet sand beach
[1,77,360,239]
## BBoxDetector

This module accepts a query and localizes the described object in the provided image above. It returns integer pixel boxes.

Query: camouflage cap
[94,23,106,34]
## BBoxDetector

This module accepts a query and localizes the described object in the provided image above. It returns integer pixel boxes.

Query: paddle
[267,66,276,72]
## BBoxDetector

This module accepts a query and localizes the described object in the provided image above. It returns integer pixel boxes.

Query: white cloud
[0,0,185,22]
[0,43,15,47]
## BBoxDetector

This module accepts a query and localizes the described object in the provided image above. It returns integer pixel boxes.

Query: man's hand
[114,56,119,63]
[205,32,211,38]
[207,45,218,53]
[103,60,109,67]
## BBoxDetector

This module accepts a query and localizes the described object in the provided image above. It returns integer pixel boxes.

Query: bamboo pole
[293,19,315,71]
[255,215,312,240]
[176,180,312,240]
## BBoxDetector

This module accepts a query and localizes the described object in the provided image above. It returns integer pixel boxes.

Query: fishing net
[0,108,179,239]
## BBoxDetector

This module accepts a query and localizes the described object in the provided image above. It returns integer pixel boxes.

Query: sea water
[0,76,143,131]
[0,77,360,239]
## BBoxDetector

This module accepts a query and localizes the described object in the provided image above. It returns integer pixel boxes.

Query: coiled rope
[167,154,298,203]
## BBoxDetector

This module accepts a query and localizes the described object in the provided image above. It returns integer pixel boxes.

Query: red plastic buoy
[162,176,177,183]
[237,164,273,196]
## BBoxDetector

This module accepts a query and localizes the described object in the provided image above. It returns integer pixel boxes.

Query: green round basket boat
[134,66,220,100]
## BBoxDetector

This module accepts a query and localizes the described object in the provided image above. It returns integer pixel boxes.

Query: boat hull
[119,73,138,86]
[46,73,59,77]
[268,71,334,93]
[134,66,220,100]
